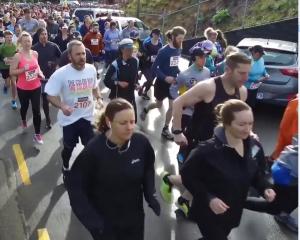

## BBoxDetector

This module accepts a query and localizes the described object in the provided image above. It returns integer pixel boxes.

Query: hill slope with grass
[123,0,297,39]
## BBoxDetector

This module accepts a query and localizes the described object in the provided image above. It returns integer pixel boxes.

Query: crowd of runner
[0,2,298,240]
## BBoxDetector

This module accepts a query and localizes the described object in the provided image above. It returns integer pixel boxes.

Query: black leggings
[140,66,154,93]
[197,218,232,240]
[90,223,144,240]
[17,87,41,134]
[245,184,298,215]
[246,88,258,109]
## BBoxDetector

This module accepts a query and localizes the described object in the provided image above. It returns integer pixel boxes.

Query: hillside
[123,0,298,39]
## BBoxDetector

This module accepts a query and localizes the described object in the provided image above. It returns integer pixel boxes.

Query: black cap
[249,45,266,55]
[191,47,205,57]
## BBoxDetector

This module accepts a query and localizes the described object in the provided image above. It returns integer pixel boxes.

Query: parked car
[73,8,124,22]
[237,38,298,106]
[100,16,150,41]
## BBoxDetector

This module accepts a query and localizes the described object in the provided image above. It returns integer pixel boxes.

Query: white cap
[118,38,133,49]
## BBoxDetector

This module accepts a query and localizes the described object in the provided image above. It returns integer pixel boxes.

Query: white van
[100,16,150,41]
[73,8,124,22]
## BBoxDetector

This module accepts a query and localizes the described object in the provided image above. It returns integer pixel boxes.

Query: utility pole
[136,0,141,18]
[242,0,248,28]
[194,0,201,37]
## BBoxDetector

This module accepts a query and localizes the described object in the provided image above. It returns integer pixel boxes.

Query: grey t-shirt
[170,64,210,116]
[18,18,39,36]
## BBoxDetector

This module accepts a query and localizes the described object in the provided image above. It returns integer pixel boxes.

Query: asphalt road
[0,63,297,240]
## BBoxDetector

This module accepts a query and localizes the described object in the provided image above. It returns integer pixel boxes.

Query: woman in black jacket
[67,98,160,240]
[167,99,276,240]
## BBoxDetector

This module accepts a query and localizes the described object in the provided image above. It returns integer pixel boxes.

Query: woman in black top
[180,99,276,240]
[67,98,160,240]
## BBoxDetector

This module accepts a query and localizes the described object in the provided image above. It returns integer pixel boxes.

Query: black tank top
[189,77,240,142]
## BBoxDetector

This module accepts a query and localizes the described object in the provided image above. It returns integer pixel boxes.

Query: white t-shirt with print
[45,63,98,127]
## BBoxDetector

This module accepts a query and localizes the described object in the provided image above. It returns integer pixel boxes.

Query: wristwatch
[172,129,183,135]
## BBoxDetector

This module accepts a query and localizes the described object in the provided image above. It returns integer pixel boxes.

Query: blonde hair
[224,45,239,58]
[225,52,251,70]
[204,27,218,39]
[17,31,32,45]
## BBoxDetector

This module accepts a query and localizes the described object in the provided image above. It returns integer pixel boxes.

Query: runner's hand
[264,189,276,202]
[61,104,74,116]
[95,98,104,110]
[174,133,188,146]
[209,198,230,215]
[118,81,129,88]
[165,76,176,84]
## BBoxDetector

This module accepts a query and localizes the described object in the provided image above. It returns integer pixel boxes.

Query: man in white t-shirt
[45,40,102,174]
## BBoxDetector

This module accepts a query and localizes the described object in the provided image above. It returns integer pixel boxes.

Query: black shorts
[1,69,10,79]
[154,78,173,101]
[63,118,94,149]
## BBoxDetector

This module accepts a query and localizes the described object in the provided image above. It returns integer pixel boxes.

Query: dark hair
[3,30,13,36]
[165,26,186,40]
[36,27,47,37]
[97,98,134,133]
[215,99,251,126]
[216,29,227,49]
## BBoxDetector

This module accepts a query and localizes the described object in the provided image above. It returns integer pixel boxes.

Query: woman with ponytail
[161,99,276,240]
[67,98,160,240]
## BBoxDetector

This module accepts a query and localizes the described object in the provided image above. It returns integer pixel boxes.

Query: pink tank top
[17,51,41,90]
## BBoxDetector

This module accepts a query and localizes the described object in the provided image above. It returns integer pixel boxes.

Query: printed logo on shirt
[150,55,157,63]
[251,145,260,158]
[131,159,141,165]
[188,78,197,87]
[170,56,179,67]
[68,78,95,94]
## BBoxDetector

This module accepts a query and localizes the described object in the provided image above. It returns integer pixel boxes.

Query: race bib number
[91,39,99,46]
[111,39,118,48]
[25,69,38,82]
[249,82,262,90]
[170,56,179,67]
[74,96,92,109]
[151,55,157,63]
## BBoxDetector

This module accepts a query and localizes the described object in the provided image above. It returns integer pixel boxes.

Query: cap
[191,47,205,57]
[129,30,139,39]
[92,22,99,27]
[249,45,266,55]
[189,40,214,55]
[119,38,133,49]
[72,31,82,41]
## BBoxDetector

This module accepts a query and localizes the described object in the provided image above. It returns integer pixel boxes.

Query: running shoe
[161,127,174,141]
[160,172,173,204]
[33,134,44,145]
[21,120,27,129]
[3,86,8,95]
[11,100,17,110]
[274,214,298,233]
[176,196,190,218]
[142,93,150,100]
[140,108,148,121]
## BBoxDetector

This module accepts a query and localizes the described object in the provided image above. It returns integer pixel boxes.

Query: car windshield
[75,10,93,22]
[240,48,297,66]
[120,20,148,30]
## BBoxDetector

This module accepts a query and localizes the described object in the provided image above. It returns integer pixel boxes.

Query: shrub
[212,8,231,25]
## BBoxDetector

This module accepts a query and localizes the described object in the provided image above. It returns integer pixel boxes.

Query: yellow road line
[12,144,31,186]
[38,228,50,240]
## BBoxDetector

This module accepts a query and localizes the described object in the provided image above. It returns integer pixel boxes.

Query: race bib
[170,56,179,67]
[111,39,118,48]
[74,96,92,109]
[151,55,157,63]
[249,82,262,90]
[91,39,99,46]
[25,69,38,82]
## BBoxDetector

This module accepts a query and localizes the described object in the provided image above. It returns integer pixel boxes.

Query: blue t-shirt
[151,45,181,80]
[245,57,268,89]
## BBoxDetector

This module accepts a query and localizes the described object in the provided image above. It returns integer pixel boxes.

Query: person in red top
[82,22,104,73]
[10,31,45,145]
[271,96,298,160]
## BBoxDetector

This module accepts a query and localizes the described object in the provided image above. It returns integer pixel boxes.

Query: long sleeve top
[181,127,271,228]
[67,132,159,232]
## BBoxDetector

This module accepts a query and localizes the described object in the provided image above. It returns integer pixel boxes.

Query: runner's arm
[9,53,25,76]
[172,81,211,130]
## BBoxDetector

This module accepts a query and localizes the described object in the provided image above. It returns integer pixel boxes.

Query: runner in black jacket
[180,99,276,240]
[67,98,160,240]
